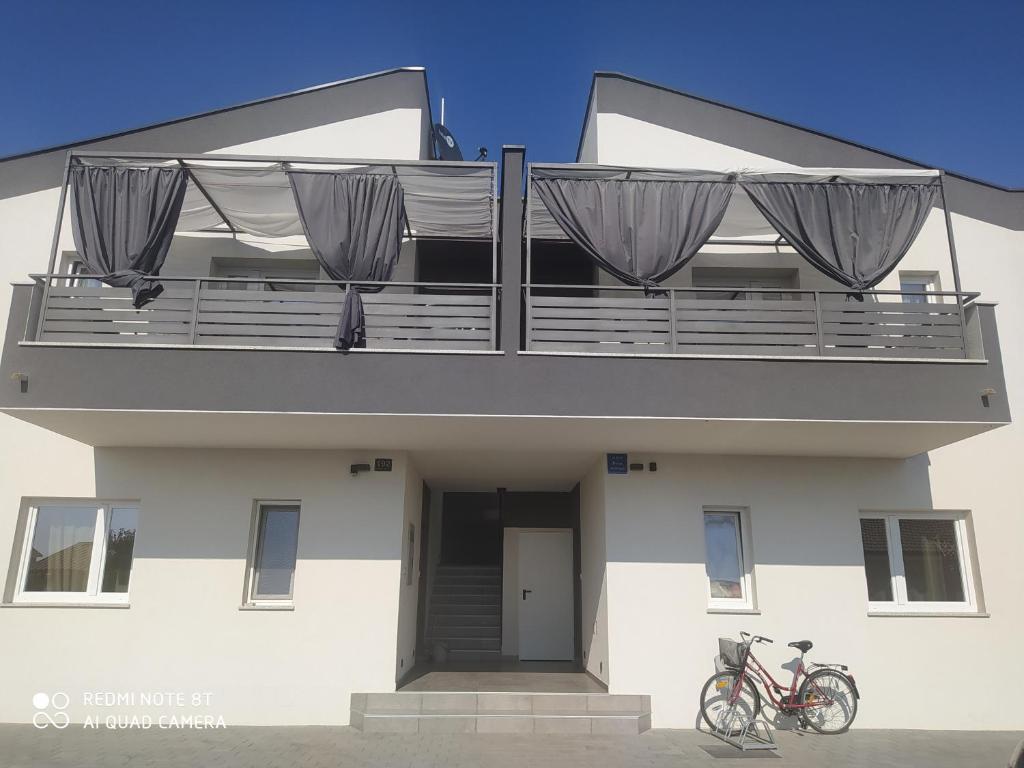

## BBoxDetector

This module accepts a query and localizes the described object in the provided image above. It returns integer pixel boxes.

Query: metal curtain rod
[69,150,496,170]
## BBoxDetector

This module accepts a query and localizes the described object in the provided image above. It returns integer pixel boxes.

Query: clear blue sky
[2,1,1022,187]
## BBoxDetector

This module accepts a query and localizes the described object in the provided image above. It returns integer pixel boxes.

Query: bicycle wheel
[798,669,858,734]
[699,671,761,735]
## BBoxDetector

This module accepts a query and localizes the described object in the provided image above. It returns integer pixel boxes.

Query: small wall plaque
[607,453,628,475]
[374,458,393,472]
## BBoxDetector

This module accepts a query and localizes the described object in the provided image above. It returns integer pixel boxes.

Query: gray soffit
[0,68,434,201]
[577,72,1024,230]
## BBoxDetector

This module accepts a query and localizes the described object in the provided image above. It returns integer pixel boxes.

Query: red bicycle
[699,631,860,735]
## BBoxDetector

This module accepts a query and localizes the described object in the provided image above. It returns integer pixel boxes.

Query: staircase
[427,565,501,660]
[350,692,651,734]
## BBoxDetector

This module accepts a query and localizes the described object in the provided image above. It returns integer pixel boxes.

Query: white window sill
[867,610,989,618]
[239,603,294,611]
[707,607,760,615]
[2,601,130,609]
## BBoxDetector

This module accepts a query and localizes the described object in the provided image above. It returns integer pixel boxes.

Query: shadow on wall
[604,453,936,568]
[93,447,406,560]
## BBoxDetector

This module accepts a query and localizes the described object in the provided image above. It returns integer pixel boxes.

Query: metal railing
[524,284,977,359]
[29,275,500,352]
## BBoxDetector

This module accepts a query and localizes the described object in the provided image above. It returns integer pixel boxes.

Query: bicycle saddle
[788,640,813,653]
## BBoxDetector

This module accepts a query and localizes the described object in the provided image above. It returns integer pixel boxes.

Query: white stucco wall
[579,461,609,685]
[601,452,1023,730]
[590,106,1024,731]
[394,462,423,681]
[0,448,414,725]
[0,88,429,725]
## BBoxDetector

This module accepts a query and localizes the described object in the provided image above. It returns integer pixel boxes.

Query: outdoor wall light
[350,463,372,476]
[10,372,27,393]
[981,388,998,408]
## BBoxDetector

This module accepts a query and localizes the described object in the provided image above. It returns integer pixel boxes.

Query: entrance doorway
[414,487,584,676]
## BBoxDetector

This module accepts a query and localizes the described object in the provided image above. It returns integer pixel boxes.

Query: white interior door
[518,529,574,661]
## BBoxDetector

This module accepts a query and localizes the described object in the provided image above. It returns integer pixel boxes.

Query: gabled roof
[0,67,434,200]
[1,67,432,163]
[577,72,1023,229]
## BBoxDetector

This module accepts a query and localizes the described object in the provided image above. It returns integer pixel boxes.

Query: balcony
[0,147,1011,457]
[28,276,497,352]
[525,285,975,360]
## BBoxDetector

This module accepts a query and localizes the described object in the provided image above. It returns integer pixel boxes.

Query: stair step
[436,566,500,573]
[351,693,651,734]
[432,573,499,581]
[430,605,499,617]
[430,594,500,606]
[433,584,501,595]
[431,614,499,627]
[427,626,501,640]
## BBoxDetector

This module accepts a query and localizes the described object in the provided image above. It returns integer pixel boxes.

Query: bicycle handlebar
[739,631,773,645]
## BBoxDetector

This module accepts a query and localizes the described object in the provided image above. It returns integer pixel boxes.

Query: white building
[0,68,1019,733]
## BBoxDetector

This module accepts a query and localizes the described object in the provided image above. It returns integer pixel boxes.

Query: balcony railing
[524,284,976,359]
[28,276,499,352]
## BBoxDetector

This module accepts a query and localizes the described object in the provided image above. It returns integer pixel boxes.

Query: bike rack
[710,704,778,752]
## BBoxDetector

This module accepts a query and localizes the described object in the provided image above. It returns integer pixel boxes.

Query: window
[899,271,939,304]
[246,502,300,603]
[210,260,320,292]
[14,502,138,604]
[692,268,799,302]
[859,512,977,613]
[703,509,753,609]
[69,260,103,289]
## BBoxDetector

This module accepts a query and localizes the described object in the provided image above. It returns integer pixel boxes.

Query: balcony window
[209,259,320,292]
[859,512,978,613]
[14,502,138,604]
[691,267,799,302]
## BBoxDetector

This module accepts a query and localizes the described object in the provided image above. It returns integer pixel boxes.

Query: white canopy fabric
[75,156,497,240]
[528,165,941,241]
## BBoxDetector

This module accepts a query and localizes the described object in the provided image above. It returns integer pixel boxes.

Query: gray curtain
[69,166,188,307]
[532,178,734,288]
[288,172,406,350]
[741,181,939,291]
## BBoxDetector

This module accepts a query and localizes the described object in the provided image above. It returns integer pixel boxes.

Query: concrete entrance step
[350,692,651,734]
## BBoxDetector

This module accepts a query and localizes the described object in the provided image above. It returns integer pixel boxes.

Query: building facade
[0,68,1020,732]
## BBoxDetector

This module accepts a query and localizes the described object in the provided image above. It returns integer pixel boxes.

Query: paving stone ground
[1,724,1020,768]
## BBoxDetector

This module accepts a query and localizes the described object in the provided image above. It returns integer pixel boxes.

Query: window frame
[244,500,301,606]
[702,507,755,611]
[13,500,139,605]
[859,510,977,614]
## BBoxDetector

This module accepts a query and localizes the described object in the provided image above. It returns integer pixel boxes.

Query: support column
[499,145,525,353]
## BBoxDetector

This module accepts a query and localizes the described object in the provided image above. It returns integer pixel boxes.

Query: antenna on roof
[432,96,466,161]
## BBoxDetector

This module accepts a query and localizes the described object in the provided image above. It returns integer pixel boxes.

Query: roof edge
[0,67,429,164]
[579,71,1022,194]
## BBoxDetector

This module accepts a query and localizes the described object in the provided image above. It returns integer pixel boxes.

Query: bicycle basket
[718,638,747,669]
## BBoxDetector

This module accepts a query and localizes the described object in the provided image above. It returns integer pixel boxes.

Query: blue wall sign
[607,453,628,475]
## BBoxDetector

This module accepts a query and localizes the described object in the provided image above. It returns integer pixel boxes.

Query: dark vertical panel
[499,146,525,353]
[441,492,501,565]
